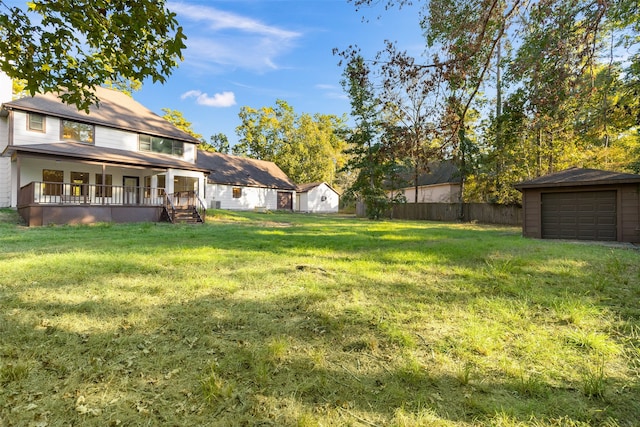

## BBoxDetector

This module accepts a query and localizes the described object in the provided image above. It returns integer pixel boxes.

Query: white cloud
[167,2,302,72]
[316,84,348,100]
[181,90,236,108]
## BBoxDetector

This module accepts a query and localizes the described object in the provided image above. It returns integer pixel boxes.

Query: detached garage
[515,168,640,243]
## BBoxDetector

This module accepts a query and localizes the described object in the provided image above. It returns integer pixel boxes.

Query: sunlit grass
[0,209,639,425]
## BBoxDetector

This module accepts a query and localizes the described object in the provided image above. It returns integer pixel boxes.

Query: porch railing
[19,181,166,207]
[164,191,207,223]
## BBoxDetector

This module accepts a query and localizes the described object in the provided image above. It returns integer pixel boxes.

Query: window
[61,120,94,143]
[42,169,63,196]
[157,175,166,197]
[143,176,152,198]
[28,113,45,132]
[70,172,89,196]
[174,176,198,193]
[232,187,242,198]
[139,134,184,156]
[96,173,113,198]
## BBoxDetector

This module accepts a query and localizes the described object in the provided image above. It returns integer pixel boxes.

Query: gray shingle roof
[197,151,296,190]
[514,167,640,190]
[2,87,201,144]
[3,142,209,172]
[386,161,462,189]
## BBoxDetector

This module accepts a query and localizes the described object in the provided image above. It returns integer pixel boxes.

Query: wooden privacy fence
[357,202,522,226]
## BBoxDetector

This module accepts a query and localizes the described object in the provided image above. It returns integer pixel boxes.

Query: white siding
[0,109,10,207]
[183,143,197,163]
[11,112,198,163]
[303,183,339,213]
[399,183,461,203]
[95,126,138,151]
[206,184,280,210]
[0,157,10,207]
[11,111,61,145]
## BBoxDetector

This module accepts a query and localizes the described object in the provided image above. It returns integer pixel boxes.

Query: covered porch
[6,142,208,226]
[17,180,167,226]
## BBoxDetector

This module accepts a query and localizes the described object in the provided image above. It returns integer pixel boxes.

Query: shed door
[541,191,616,241]
[277,191,293,210]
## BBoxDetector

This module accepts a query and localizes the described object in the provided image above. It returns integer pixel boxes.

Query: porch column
[165,169,175,195]
[11,154,21,207]
[151,175,158,203]
[101,164,106,205]
[15,155,20,194]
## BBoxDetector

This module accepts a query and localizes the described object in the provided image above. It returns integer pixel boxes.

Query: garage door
[541,191,617,240]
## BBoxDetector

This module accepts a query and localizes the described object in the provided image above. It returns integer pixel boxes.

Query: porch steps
[163,206,204,224]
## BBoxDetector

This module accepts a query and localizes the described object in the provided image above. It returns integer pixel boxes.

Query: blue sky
[130,0,426,146]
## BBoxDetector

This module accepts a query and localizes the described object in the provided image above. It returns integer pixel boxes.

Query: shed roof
[2,87,201,144]
[514,167,640,190]
[197,151,296,190]
[3,142,209,172]
[297,181,340,195]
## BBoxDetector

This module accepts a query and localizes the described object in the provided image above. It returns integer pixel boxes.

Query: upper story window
[61,120,94,144]
[27,113,45,132]
[139,134,184,157]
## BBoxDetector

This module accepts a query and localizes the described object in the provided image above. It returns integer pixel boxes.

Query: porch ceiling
[2,142,210,173]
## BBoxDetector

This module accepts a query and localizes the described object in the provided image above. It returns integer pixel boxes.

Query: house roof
[297,181,340,195]
[2,142,210,172]
[197,151,297,190]
[417,161,462,186]
[514,167,640,190]
[387,160,462,189]
[2,87,201,144]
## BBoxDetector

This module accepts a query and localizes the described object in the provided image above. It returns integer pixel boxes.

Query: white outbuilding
[296,182,340,213]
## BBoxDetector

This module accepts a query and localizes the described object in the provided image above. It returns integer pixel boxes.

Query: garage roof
[197,151,297,190]
[514,167,640,190]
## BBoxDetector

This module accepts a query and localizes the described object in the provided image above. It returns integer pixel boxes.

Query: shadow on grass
[3,276,640,425]
[1,217,639,425]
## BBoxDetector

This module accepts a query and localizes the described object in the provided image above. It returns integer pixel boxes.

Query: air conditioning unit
[211,200,221,209]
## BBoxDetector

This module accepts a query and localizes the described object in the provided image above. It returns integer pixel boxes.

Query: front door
[123,176,139,205]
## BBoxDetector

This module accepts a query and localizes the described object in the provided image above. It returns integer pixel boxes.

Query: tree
[339,54,398,219]
[377,42,446,202]
[345,0,640,204]
[102,78,142,97]
[161,108,202,140]
[208,133,230,154]
[234,100,347,184]
[0,0,186,111]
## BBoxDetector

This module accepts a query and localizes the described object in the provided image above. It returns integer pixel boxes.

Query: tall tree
[339,54,398,219]
[234,100,347,184]
[346,0,640,204]
[0,0,186,111]
[377,42,446,202]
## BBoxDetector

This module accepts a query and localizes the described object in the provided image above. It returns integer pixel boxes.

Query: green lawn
[1,209,639,426]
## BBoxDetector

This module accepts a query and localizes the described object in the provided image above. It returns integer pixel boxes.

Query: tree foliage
[344,0,640,206]
[207,133,230,154]
[234,100,348,185]
[0,0,186,111]
[338,54,407,219]
[161,108,202,140]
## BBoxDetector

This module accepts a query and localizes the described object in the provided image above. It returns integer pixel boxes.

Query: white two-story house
[0,73,208,225]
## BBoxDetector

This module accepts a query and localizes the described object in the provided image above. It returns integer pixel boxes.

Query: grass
[0,208,639,426]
